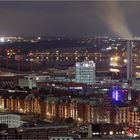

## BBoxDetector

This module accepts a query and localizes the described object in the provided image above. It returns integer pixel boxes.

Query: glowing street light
[110,56,120,67]
[0,37,5,43]
[124,59,127,63]
[38,37,41,40]
[110,68,120,72]
[77,117,82,123]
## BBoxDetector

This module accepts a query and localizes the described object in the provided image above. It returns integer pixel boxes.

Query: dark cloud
[0,1,139,37]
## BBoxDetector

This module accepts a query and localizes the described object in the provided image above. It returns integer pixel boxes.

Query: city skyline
[0,1,139,139]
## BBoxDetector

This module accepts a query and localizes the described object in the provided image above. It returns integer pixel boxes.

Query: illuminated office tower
[75,61,96,85]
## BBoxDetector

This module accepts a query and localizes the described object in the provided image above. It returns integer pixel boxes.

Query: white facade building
[19,75,50,89]
[75,61,96,85]
[49,136,74,140]
[19,76,36,89]
[0,113,22,128]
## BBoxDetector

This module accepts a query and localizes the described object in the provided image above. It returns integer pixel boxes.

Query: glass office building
[75,61,96,85]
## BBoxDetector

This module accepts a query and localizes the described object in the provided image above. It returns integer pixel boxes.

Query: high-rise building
[75,61,96,85]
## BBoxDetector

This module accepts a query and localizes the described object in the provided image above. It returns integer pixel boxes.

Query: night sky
[0,1,140,37]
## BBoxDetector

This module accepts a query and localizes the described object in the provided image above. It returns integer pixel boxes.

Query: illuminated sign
[113,90,119,101]
[112,89,128,102]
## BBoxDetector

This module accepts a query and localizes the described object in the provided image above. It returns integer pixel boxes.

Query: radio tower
[127,40,133,100]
